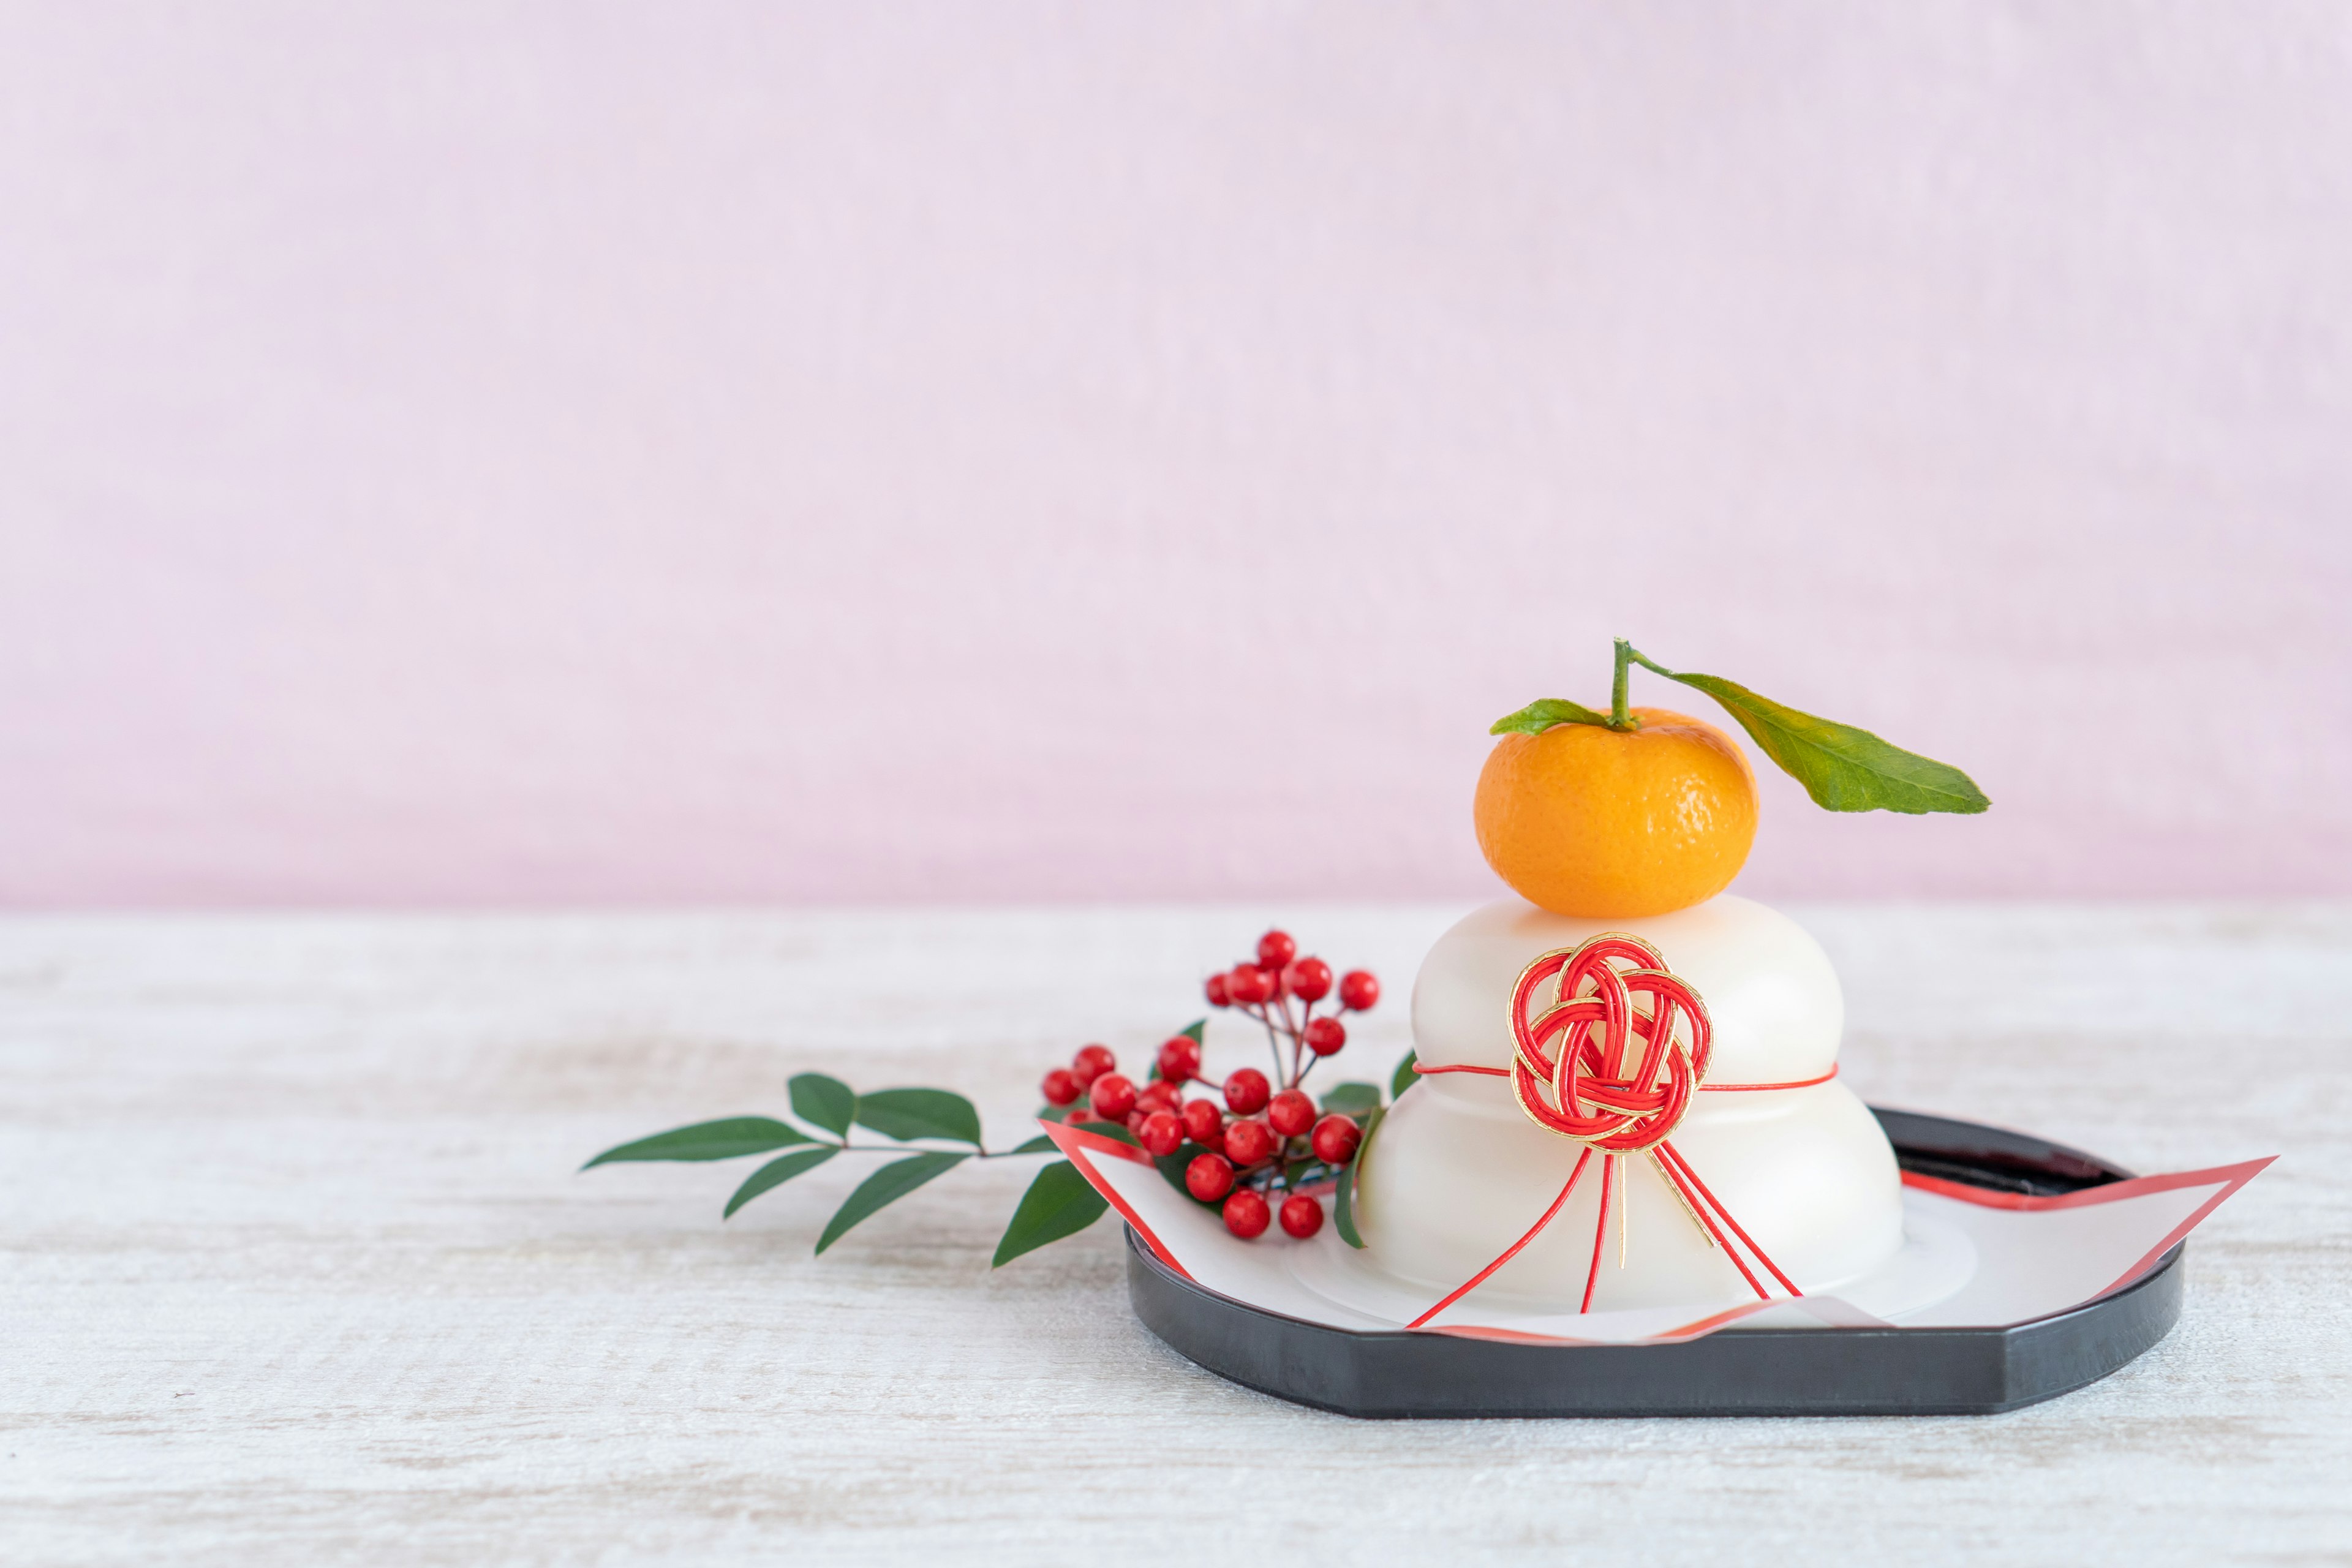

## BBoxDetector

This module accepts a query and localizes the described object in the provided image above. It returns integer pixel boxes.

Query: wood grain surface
[4,904,2346,1566]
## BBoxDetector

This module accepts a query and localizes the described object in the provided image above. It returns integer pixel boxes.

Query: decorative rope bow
[1408,933,1822,1325]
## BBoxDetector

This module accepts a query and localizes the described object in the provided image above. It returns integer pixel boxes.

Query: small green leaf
[1319,1082,1382,1117]
[1390,1051,1420,1100]
[1008,1133,1058,1155]
[1489,696,1613,736]
[722,1147,838,1218]
[813,1153,968,1254]
[582,1116,813,1170]
[1334,1104,1385,1249]
[1626,650,1990,816]
[990,1160,1110,1265]
[1178,1019,1206,1044]
[788,1074,856,1138]
[854,1088,983,1147]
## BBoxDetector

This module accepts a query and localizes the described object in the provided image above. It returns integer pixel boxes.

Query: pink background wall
[2,6,2347,908]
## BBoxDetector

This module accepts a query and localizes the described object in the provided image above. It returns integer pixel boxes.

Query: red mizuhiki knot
[1507,934,1713,1155]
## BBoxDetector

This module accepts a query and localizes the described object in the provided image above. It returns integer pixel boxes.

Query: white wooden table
[4,905,2346,1566]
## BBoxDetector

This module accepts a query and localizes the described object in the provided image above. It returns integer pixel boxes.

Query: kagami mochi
[1349,641,1985,1321]
[1354,895,1902,1312]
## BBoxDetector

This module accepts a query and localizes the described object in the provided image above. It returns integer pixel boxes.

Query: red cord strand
[1404,1147,1592,1329]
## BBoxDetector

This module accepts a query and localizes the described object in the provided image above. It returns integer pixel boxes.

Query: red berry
[1311,1114,1362,1164]
[1222,1067,1270,1115]
[1267,1089,1315,1138]
[1139,1110,1185,1157]
[1283,957,1332,1003]
[1089,1072,1137,1121]
[1182,1098,1224,1146]
[1223,1117,1275,1167]
[1303,1017,1346,1057]
[1280,1194,1325,1239]
[1040,1068,1080,1106]
[1186,1152,1235,1201]
[1135,1080,1181,1118]
[1226,965,1273,1006]
[1071,1044,1117,1086]
[1257,930,1297,970]
[1204,972,1231,1008]
[1156,1036,1201,1084]
[1338,971,1380,1012]
[1223,1188,1271,1238]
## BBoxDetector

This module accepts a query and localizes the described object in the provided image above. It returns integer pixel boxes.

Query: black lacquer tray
[1125,1107,2180,1417]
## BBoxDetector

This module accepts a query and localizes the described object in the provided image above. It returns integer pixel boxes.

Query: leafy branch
[584,1054,1423,1265]
[584,1073,1074,1259]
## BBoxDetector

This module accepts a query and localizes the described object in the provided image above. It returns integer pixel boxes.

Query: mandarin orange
[1473,706,1757,918]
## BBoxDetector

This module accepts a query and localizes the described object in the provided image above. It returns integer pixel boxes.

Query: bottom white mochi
[1353,894,1904,1316]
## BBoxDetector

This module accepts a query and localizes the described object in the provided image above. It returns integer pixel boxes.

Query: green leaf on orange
[813,1152,967,1254]
[1626,649,1989,815]
[1488,696,1613,736]
[581,1117,813,1169]
[722,1146,838,1218]
[990,1159,1109,1266]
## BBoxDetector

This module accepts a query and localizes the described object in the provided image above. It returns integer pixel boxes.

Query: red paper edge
[1904,1154,2276,1298]
[1041,1120,1194,1281]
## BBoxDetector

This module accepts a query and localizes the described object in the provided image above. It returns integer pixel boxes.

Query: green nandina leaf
[853,1088,983,1147]
[1626,650,1989,816]
[722,1147,838,1218]
[1488,696,1613,736]
[1008,1133,1058,1155]
[813,1153,968,1254]
[990,1160,1110,1266]
[581,1117,813,1169]
[1320,1082,1381,1117]
[788,1074,857,1138]
[1334,1104,1384,1249]
[1390,1051,1420,1100]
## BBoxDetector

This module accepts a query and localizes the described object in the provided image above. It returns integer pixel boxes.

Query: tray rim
[1123,1104,2186,1417]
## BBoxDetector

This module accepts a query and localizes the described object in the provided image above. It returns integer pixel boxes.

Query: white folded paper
[1046,1120,2270,1346]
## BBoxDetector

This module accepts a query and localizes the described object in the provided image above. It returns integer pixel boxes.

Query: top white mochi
[1411,893,1844,1087]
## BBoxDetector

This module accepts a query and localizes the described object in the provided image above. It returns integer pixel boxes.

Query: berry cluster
[1038,929,1379,1240]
